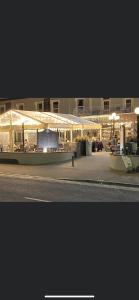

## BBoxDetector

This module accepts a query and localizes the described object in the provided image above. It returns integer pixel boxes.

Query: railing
[73,105,134,116]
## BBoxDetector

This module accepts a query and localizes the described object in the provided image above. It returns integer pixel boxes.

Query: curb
[58,178,139,189]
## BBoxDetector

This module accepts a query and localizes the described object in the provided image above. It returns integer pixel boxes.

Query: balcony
[76,106,86,115]
[73,105,134,116]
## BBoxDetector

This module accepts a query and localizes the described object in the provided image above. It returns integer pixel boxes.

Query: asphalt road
[0,175,139,202]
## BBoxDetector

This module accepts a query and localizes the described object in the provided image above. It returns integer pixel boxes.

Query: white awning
[0,110,101,131]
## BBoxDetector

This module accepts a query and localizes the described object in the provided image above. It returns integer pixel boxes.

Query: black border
[0,202,139,300]
[0,2,139,299]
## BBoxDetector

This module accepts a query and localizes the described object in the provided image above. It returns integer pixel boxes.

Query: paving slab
[0,152,139,185]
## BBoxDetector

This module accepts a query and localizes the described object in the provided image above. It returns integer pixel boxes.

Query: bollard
[72,155,74,167]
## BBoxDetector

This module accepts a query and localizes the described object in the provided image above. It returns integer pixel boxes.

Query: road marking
[58,180,139,191]
[0,173,58,181]
[0,172,139,192]
[24,197,52,203]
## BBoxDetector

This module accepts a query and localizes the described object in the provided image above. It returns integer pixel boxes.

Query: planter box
[80,141,92,156]
[86,141,92,156]
[0,152,73,165]
[109,154,134,173]
[66,142,81,158]
[80,141,86,156]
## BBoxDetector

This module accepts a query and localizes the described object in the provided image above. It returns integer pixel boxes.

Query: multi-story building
[0,97,139,141]
[50,98,139,143]
[50,98,139,115]
[0,97,75,114]
[0,98,51,114]
[57,98,139,115]
[81,98,139,142]
[0,97,139,115]
[50,98,139,140]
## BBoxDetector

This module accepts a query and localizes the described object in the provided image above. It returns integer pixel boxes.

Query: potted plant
[74,136,92,156]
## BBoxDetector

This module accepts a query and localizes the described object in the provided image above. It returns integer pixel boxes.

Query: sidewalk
[0,152,139,185]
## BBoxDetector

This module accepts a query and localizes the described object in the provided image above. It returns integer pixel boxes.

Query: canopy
[0,110,101,131]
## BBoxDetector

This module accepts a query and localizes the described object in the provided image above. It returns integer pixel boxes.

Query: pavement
[0,151,139,185]
[0,152,139,202]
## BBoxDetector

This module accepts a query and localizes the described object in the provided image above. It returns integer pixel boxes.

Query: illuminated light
[135,107,139,115]
[112,112,116,118]
[43,148,47,153]
[0,109,100,131]
[109,113,120,121]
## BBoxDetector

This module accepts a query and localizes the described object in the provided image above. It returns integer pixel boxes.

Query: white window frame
[35,101,44,112]
[124,98,132,112]
[103,98,111,112]
[75,98,85,112]
[0,104,6,114]
[16,103,24,110]
[51,100,60,113]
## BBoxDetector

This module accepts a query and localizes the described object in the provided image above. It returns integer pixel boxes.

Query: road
[0,175,139,202]
[0,152,139,186]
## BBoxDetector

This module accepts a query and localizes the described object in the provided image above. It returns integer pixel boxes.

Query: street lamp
[120,122,126,154]
[22,123,25,151]
[134,107,139,154]
[109,112,120,138]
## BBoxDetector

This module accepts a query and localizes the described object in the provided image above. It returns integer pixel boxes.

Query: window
[44,98,50,112]
[52,101,59,113]
[126,99,132,112]
[104,100,110,112]
[16,103,24,110]
[78,99,84,107]
[0,105,5,114]
[77,99,84,112]
[35,102,43,112]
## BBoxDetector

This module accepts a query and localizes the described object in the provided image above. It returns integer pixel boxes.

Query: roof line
[41,112,75,125]
[13,110,45,125]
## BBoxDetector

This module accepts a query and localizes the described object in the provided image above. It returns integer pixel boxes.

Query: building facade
[0,98,51,114]
[50,98,139,141]
[0,97,79,115]
[51,98,139,116]
[0,98,139,142]
[0,97,139,115]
